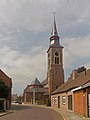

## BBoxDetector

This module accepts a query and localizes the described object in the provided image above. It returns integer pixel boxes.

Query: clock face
[55,52,59,56]
[51,40,54,45]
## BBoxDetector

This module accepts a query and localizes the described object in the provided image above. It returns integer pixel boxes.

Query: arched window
[48,53,50,65]
[55,52,59,64]
[48,58,50,65]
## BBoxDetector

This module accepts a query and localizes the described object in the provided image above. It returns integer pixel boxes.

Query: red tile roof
[51,69,90,95]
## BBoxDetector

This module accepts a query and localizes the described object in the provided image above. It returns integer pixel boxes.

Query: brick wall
[0,69,12,109]
[51,92,72,110]
[74,89,87,117]
[0,70,12,88]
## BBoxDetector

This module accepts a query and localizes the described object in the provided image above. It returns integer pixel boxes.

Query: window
[55,52,59,64]
[48,59,50,65]
[62,96,66,105]
[52,97,55,105]
[55,97,57,105]
[52,97,57,105]
[48,53,50,65]
[55,57,59,64]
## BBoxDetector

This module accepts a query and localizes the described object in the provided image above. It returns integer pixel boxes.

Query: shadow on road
[11,104,32,111]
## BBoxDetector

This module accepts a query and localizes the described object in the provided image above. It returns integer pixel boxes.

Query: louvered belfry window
[55,52,59,64]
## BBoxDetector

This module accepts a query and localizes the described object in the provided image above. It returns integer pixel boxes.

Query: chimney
[72,69,78,80]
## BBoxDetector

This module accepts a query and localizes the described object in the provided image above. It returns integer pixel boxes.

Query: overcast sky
[0,0,90,95]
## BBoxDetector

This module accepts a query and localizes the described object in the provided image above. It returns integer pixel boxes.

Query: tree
[0,80,10,111]
[0,80,9,99]
[77,66,86,73]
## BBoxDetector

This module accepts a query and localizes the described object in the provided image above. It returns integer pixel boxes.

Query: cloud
[0,45,47,94]
[0,0,90,94]
[0,0,90,46]
[62,35,90,79]
[0,0,89,35]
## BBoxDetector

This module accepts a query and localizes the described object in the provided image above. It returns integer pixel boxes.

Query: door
[68,95,72,110]
[88,94,90,117]
[58,96,60,108]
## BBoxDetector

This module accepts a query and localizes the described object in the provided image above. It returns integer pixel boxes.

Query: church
[23,15,90,117]
[49,15,90,117]
[47,14,64,96]
[23,14,64,104]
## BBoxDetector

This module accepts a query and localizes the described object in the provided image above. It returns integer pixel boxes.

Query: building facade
[23,78,48,104]
[0,69,12,110]
[47,14,64,96]
[51,67,90,117]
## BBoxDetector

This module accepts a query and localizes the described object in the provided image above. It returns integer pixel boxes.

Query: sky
[0,0,90,95]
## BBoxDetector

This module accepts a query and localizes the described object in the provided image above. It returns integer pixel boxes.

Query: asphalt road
[0,104,64,120]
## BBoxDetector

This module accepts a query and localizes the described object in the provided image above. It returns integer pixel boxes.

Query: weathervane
[53,10,56,16]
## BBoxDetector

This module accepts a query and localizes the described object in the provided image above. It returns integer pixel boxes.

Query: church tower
[47,14,64,95]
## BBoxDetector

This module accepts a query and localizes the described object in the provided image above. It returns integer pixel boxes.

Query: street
[0,104,64,120]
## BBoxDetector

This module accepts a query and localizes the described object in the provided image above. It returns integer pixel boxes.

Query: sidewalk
[34,104,90,120]
[0,110,13,117]
[24,104,90,120]
[53,108,90,120]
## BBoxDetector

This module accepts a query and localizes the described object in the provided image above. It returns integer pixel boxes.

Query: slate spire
[50,13,60,47]
[51,13,58,37]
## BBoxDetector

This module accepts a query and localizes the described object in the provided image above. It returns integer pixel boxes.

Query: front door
[68,95,72,110]
[88,94,90,117]
[58,96,60,108]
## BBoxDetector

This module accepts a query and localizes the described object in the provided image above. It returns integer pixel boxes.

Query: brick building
[23,15,90,117]
[23,78,48,104]
[47,15,90,117]
[0,69,12,110]
[51,67,90,117]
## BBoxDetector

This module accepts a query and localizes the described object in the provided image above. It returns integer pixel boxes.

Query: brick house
[0,69,12,110]
[51,67,90,117]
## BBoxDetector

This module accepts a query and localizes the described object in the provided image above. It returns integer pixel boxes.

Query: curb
[0,111,14,117]
[59,112,66,120]
[52,108,66,120]
[31,105,66,120]
[58,111,66,120]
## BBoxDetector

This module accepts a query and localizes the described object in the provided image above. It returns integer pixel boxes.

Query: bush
[46,98,51,106]
[0,99,4,111]
[36,100,45,105]
[0,80,9,99]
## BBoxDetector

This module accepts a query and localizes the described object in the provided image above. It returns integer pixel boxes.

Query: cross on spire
[53,11,55,16]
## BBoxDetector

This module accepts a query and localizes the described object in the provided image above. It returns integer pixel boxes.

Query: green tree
[46,98,51,106]
[0,80,9,99]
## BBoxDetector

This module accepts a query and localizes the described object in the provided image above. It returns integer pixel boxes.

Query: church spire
[51,13,58,37]
[47,13,64,96]
[50,13,60,47]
